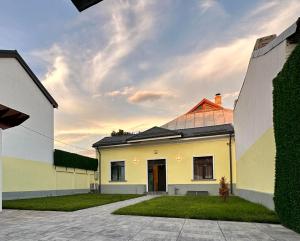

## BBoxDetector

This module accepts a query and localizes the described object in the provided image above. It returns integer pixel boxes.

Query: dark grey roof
[92,134,134,147]
[71,0,103,12]
[0,104,30,130]
[92,124,234,148]
[0,50,58,108]
[179,124,234,138]
[127,126,180,141]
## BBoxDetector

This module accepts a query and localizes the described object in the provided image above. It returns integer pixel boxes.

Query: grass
[114,196,279,223]
[3,193,142,212]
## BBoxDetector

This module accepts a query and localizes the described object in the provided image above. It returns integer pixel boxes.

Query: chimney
[215,93,222,105]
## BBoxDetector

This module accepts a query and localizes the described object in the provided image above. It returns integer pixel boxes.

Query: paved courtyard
[0,196,300,241]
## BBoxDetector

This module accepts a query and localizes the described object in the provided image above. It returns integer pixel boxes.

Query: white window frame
[192,155,215,180]
[109,160,126,182]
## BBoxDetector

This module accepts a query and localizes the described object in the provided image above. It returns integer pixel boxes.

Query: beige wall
[236,128,275,194]
[3,156,96,194]
[100,136,236,191]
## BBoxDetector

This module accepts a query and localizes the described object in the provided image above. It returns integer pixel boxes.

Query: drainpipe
[96,147,101,193]
[229,134,233,195]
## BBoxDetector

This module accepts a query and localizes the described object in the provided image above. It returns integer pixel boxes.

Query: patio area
[0,196,299,241]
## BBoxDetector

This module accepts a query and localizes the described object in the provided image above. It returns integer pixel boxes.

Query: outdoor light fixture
[71,0,104,12]
[176,154,182,162]
[133,157,139,164]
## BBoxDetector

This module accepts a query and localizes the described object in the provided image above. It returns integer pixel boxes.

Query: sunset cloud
[6,0,298,156]
[128,90,174,103]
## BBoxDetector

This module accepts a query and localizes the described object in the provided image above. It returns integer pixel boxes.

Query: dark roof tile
[92,124,234,148]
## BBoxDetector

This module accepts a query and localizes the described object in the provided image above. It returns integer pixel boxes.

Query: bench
[186,191,209,196]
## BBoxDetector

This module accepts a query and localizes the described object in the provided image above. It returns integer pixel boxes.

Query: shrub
[273,43,300,233]
[54,149,98,171]
[219,177,229,201]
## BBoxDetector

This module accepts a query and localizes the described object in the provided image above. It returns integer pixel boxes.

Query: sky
[1,0,300,156]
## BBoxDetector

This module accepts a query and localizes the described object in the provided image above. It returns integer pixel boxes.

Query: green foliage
[273,43,300,233]
[3,194,142,211]
[111,129,131,136]
[114,196,279,223]
[219,177,229,201]
[54,149,98,171]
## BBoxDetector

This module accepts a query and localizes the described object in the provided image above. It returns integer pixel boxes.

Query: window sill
[109,180,127,183]
[191,179,216,182]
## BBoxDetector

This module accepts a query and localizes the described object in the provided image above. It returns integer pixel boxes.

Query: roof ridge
[0,50,58,108]
[186,98,223,114]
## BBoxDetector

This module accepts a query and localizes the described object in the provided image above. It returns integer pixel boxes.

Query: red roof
[162,98,233,130]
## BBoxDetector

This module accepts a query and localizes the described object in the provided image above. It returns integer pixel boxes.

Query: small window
[111,161,125,181]
[193,156,213,180]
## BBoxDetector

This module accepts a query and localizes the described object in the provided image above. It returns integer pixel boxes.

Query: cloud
[199,0,225,15]
[27,0,300,155]
[223,91,239,100]
[128,90,174,103]
[106,86,134,97]
[86,1,157,93]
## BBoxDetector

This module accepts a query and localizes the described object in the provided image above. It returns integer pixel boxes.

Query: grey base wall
[101,185,146,194]
[168,184,236,196]
[236,188,274,210]
[3,189,90,200]
[100,184,236,196]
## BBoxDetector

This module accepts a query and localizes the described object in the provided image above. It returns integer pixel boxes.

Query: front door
[148,159,166,192]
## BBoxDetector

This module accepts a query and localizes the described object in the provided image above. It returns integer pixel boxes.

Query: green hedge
[273,43,300,233]
[54,149,98,171]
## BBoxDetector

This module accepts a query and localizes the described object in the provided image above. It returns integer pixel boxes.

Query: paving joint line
[127,217,155,241]
[254,223,277,241]
[217,221,228,241]
[176,218,186,241]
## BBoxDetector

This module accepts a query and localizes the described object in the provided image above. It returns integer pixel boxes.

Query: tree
[219,176,229,201]
[111,129,131,136]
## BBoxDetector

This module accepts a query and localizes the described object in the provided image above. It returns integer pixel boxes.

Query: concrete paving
[0,195,300,241]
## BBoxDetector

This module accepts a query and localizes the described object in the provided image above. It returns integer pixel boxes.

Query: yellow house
[93,94,236,195]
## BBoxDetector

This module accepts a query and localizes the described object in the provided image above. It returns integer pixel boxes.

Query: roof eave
[0,50,58,108]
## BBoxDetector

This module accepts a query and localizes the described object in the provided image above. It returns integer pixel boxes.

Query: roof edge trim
[0,50,58,108]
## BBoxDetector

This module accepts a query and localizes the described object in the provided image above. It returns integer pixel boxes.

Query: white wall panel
[0,58,54,164]
[234,41,294,159]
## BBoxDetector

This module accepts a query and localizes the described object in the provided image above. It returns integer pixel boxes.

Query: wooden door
[153,165,159,191]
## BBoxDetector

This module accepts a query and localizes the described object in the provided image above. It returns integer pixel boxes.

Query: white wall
[0,58,54,164]
[234,41,295,159]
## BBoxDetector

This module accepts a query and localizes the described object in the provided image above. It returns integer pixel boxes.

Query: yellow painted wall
[2,156,97,192]
[236,127,275,194]
[100,137,236,187]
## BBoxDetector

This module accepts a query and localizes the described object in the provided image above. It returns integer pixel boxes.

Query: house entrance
[147,159,166,192]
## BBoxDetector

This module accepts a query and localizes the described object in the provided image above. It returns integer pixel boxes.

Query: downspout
[96,147,101,193]
[229,133,233,195]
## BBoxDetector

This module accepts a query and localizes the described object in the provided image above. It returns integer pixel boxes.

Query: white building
[0,50,96,208]
[234,18,300,209]
[0,104,29,211]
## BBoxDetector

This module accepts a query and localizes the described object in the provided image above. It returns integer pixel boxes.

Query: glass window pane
[193,156,213,180]
[111,161,125,181]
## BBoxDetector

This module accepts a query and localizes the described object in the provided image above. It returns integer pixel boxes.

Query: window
[111,161,125,181]
[193,156,213,180]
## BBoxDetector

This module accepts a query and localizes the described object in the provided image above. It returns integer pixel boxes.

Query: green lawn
[3,193,142,212]
[114,196,279,223]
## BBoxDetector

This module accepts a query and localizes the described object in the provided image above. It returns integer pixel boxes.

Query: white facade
[0,58,54,163]
[234,18,299,209]
[234,41,294,159]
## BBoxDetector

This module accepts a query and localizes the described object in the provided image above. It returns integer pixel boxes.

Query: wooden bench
[186,191,209,196]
